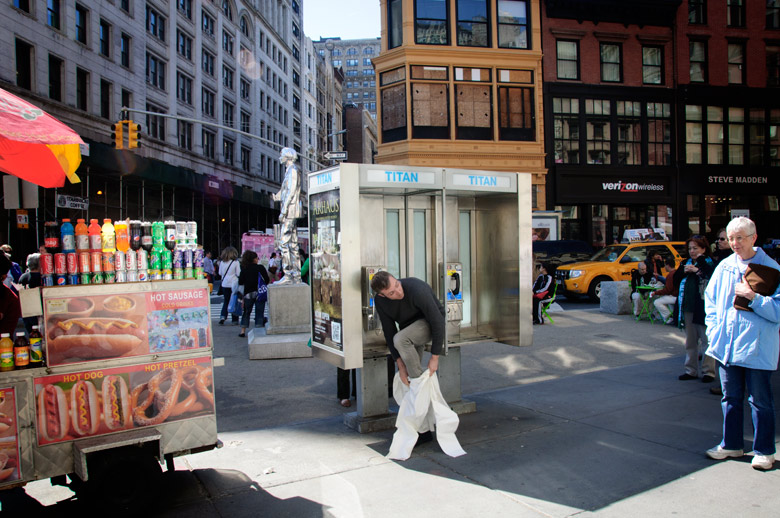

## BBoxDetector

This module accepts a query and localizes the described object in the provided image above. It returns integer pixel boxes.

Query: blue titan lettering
[385,171,419,183]
[469,175,497,186]
[316,173,332,184]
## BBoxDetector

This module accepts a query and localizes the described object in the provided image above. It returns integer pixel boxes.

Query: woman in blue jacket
[704,217,780,471]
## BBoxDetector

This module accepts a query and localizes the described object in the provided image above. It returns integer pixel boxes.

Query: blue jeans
[718,362,776,455]
[240,295,267,328]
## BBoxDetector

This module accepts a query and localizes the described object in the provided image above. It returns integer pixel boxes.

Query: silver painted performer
[271,147,302,284]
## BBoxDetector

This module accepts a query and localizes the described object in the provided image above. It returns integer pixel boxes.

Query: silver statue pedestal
[248,283,312,360]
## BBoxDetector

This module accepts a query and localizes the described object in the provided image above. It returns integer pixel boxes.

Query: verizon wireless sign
[557,173,672,203]
[601,181,665,193]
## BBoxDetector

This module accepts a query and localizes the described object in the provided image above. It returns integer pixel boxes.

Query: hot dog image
[0,413,12,434]
[102,375,131,431]
[37,384,68,442]
[0,451,15,482]
[70,380,100,436]
[48,317,144,361]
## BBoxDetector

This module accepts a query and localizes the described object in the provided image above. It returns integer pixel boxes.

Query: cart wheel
[74,447,162,511]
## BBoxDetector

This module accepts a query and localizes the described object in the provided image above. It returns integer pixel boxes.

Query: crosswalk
[208,296,268,322]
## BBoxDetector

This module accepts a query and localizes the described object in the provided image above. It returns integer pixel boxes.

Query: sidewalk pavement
[19,306,780,517]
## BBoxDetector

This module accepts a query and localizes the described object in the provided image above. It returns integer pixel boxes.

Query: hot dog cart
[0,279,218,506]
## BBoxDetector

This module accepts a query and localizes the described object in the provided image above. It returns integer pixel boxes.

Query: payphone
[361,266,384,332]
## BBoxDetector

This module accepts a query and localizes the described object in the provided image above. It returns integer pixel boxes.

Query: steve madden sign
[708,175,768,184]
[601,180,665,193]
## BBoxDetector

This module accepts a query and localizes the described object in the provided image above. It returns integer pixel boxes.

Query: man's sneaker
[752,454,775,470]
[706,445,743,460]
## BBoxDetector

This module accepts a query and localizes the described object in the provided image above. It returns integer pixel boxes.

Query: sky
[303,0,381,41]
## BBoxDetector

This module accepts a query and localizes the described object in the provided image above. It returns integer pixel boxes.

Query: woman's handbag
[734,263,780,311]
[257,275,268,302]
[228,290,242,316]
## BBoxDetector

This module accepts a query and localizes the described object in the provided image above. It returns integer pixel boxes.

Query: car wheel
[588,276,611,302]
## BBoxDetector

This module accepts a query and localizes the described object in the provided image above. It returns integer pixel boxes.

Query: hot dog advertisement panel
[34,355,214,446]
[0,387,22,486]
[42,283,211,367]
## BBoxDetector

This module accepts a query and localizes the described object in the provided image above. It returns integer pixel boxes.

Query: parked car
[555,241,687,301]
[533,240,594,272]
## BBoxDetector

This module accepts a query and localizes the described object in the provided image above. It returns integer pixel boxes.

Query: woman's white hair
[726,216,756,237]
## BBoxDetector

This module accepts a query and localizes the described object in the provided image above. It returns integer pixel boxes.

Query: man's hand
[735,276,756,301]
[427,354,440,376]
[397,358,410,386]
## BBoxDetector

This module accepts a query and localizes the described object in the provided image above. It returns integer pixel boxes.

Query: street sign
[324,151,347,161]
[56,194,89,210]
[16,210,28,229]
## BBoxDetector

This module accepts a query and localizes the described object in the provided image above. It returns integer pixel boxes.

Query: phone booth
[307,163,533,432]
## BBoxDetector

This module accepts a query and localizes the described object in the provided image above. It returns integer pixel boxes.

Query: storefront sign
[556,173,672,203]
[33,356,214,446]
[708,175,768,185]
[43,287,210,366]
[56,194,89,210]
[0,387,22,485]
[366,169,436,186]
[310,189,343,351]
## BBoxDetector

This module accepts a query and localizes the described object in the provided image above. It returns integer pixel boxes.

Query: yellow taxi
[555,241,686,301]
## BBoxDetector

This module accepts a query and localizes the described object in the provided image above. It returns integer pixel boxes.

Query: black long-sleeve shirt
[238,263,269,294]
[374,277,446,360]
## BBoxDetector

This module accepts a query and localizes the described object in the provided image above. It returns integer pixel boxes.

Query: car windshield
[590,245,627,262]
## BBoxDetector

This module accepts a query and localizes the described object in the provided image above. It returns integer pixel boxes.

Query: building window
[146,6,166,42]
[647,102,671,166]
[707,107,724,164]
[416,0,449,45]
[292,94,300,111]
[769,0,780,29]
[202,88,215,117]
[749,109,766,165]
[363,58,372,66]
[15,39,33,90]
[240,16,250,38]
[685,105,703,164]
[223,139,234,166]
[202,11,215,37]
[642,46,663,85]
[76,67,89,111]
[497,0,529,49]
[202,129,215,159]
[177,120,192,150]
[768,46,780,86]
[222,0,233,20]
[553,97,579,164]
[333,59,342,67]
[47,0,61,30]
[496,68,535,141]
[689,40,707,82]
[293,70,300,86]
[727,43,744,84]
[202,49,215,76]
[121,33,131,68]
[241,146,251,172]
[75,5,88,44]
[178,0,192,20]
[600,43,621,82]
[176,72,192,105]
[99,19,111,57]
[616,101,641,165]
[728,107,745,165]
[120,0,129,13]
[457,0,489,47]
[727,0,745,28]
[222,31,234,55]
[146,104,166,140]
[222,66,234,89]
[688,0,706,24]
[223,100,234,128]
[380,67,407,143]
[292,22,301,39]
[240,78,250,100]
[100,79,111,119]
[48,54,63,101]
[410,66,449,139]
[121,89,131,111]
[388,0,403,49]
[346,59,358,67]
[585,99,611,164]
[177,30,192,60]
[454,68,492,140]
[556,40,579,80]
[146,53,166,90]
[240,111,250,132]
[13,0,31,13]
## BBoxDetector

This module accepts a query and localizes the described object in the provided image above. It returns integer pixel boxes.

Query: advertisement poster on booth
[0,387,22,485]
[309,189,343,351]
[34,355,214,446]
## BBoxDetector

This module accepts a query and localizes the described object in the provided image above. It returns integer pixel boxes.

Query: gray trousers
[684,311,716,377]
[393,319,432,379]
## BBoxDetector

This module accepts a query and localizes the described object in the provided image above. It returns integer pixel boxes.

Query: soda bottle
[187,221,198,247]
[88,219,102,251]
[60,219,75,253]
[141,221,153,251]
[102,219,116,253]
[29,326,44,367]
[13,332,29,370]
[164,221,177,250]
[0,334,14,372]
[75,218,89,253]
[44,221,60,253]
[129,220,142,251]
[115,221,130,252]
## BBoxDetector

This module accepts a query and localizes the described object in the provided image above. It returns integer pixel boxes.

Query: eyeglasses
[728,234,754,244]
[717,237,727,241]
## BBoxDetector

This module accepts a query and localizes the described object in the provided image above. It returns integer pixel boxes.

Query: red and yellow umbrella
[0,87,82,188]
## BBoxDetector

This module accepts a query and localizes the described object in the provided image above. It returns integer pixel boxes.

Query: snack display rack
[0,279,218,501]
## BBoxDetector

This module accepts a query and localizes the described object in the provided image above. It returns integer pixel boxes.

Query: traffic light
[111,122,124,149]
[127,122,141,149]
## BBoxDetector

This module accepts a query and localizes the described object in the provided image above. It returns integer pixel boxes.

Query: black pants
[532,296,544,323]
[337,355,396,400]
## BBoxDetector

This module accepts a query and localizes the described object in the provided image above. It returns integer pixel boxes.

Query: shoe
[706,445,744,460]
[678,373,697,380]
[339,399,351,408]
[417,430,433,445]
[752,454,775,470]
[219,319,225,325]
[238,332,245,338]
[701,375,715,383]
[710,386,723,396]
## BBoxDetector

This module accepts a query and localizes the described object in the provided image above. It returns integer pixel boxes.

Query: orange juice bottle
[0,334,14,372]
[75,218,89,253]
[115,221,129,252]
